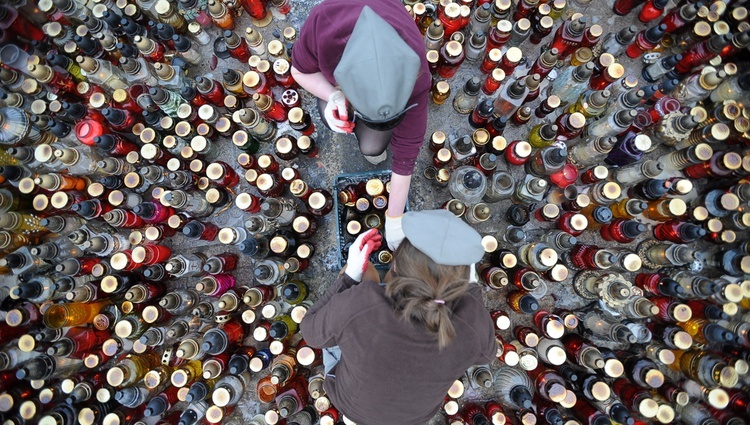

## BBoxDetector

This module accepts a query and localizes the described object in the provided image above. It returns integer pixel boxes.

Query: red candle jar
[499,341,517,364]
[631,111,653,132]
[288,107,315,136]
[257,154,280,174]
[253,93,288,123]
[75,82,107,105]
[33,64,77,95]
[634,272,663,294]
[497,47,522,74]
[253,320,272,342]
[513,0,537,21]
[433,148,453,168]
[535,203,561,222]
[439,3,463,38]
[480,48,503,74]
[514,326,540,347]
[485,402,505,424]
[237,153,258,170]
[490,310,511,330]
[208,253,239,274]
[138,36,167,62]
[206,161,241,187]
[103,108,140,133]
[144,225,177,242]
[226,31,252,62]
[652,220,690,243]
[235,192,262,213]
[638,0,667,22]
[307,189,333,217]
[114,209,146,228]
[242,71,271,97]
[75,119,109,146]
[580,166,608,184]
[2,8,46,41]
[437,41,465,79]
[482,68,505,95]
[659,4,693,33]
[589,63,625,90]
[549,164,579,189]
[557,211,588,236]
[600,219,641,243]
[239,0,267,20]
[196,77,226,107]
[487,20,512,51]
[568,243,598,269]
[651,296,691,322]
[64,257,102,276]
[273,0,291,14]
[625,25,666,59]
[292,213,318,239]
[273,59,296,88]
[96,134,138,156]
[612,0,643,15]
[256,60,276,88]
[274,136,299,161]
[554,112,586,142]
[132,244,172,265]
[289,178,311,200]
[504,140,532,166]
[134,201,175,224]
[296,136,318,157]
[183,219,220,241]
[281,167,302,184]
[647,96,681,123]
[111,250,139,271]
[113,89,144,114]
[256,174,284,198]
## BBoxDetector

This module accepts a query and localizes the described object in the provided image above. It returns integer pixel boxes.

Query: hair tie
[433,299,445,304]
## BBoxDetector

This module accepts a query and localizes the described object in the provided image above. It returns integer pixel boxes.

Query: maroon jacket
[301,273,497,424]
[291,0,431,176]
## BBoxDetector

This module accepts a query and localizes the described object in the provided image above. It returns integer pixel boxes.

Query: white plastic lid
[447,380,464,398]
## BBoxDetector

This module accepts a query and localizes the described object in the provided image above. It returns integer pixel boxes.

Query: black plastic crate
[333,170,409,270]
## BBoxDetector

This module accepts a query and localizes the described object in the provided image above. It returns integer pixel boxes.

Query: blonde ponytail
[385,239,470,349]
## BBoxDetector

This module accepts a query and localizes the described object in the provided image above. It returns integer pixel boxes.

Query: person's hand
[324,90,355,134]
[345,229,382,281]
[384,212,405,251]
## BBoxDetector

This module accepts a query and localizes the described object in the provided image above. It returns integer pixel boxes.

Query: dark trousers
[317,98,392,156]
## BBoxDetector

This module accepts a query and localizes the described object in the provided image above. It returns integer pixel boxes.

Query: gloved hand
[345,228,382,281]
[384,212,405,251]
[324,90,355,134]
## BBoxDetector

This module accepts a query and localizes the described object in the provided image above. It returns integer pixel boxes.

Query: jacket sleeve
[476,312,498,365]
[290,8,320,74]
[465,285,498,365]
[300,273,360,348]
[390,85,429,176]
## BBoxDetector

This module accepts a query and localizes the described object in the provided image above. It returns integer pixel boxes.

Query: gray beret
[333,6,420,122]
[402,210,485,266]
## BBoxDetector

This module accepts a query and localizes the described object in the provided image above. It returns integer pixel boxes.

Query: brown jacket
[301,274,496,425]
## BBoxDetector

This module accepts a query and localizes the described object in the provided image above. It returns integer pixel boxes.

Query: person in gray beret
[291,0,432,251]
[301,210,496,425]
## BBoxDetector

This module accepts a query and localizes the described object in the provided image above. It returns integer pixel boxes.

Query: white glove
[345,228,382,281]
[324,90,354,134]
[384,212,405,251]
